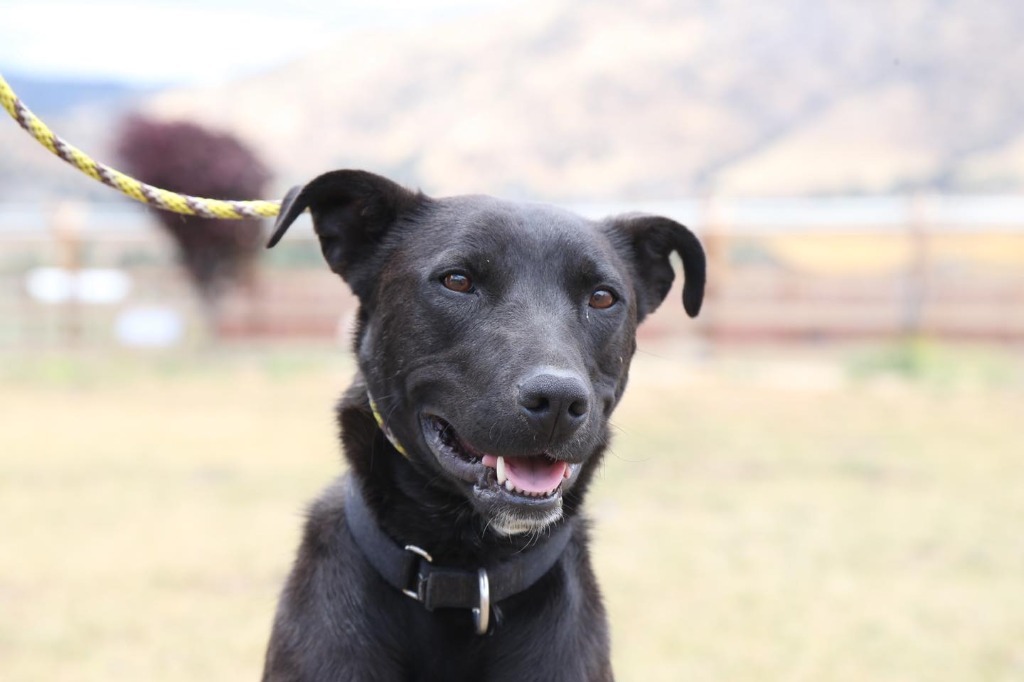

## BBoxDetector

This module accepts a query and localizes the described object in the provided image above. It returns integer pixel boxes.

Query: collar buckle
[401,544,433,601]
[400,545,490,634]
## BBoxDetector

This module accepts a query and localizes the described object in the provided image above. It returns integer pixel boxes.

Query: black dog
[261,170,704,681]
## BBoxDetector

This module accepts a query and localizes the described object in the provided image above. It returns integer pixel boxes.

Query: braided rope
[0,72,280,219]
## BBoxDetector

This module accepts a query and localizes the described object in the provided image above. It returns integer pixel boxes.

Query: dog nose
[518,372,589,441]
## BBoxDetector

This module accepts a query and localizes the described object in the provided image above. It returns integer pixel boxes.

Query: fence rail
[2,195,1023,348]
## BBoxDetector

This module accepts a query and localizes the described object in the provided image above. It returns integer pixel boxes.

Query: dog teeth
[500,481,560,498]
[495,457,563,497]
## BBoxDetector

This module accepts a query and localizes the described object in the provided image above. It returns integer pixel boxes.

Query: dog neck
[342,475,574,634]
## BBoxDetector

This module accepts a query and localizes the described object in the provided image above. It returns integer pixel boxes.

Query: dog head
[268,170,704,536]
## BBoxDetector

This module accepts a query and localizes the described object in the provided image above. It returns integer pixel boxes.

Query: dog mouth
[421,415,573,501]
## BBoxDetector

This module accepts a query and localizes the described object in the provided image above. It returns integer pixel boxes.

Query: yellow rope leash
[0,72,280,219]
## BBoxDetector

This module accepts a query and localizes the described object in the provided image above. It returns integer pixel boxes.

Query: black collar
[343,477,574,635]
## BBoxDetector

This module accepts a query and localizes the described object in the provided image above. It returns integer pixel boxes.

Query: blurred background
[1,1,1022,680]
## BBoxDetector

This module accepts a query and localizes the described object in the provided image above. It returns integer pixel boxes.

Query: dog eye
[588,289,616,309]
[441,272,474,293]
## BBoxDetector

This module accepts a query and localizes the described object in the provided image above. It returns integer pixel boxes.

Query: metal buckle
[402,546,490,635]
[472,568,490,635]
[401,545,433,601]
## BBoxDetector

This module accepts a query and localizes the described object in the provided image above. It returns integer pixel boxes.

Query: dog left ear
[606,214,706,322]
[266,170,425,300]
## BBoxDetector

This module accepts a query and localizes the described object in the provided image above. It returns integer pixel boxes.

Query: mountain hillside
[4,0,1023,203]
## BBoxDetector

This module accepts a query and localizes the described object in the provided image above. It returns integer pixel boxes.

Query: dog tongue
[482,454,567,494]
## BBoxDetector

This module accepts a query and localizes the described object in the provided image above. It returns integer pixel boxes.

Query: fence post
[52,201,85,347]
[904,194,932,339]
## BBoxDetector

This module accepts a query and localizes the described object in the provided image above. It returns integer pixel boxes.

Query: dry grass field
[1,342,1022,681]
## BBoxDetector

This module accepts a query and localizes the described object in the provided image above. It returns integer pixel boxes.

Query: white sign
[25,267,132,304]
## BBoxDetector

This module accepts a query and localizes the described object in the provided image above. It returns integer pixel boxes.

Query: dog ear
[607,214,706,322]
[266,170,424,298]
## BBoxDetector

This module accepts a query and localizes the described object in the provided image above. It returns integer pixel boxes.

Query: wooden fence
[2,196,1023,348]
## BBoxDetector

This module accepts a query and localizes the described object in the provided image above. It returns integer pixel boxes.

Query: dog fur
[260,170,704,681]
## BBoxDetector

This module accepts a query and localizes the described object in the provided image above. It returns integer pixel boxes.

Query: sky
[0,0,518,86]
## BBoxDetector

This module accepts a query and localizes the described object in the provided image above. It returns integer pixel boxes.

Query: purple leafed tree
[116,116,271,312]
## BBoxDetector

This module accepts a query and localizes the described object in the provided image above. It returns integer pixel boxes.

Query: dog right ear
[266,170,425,299]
